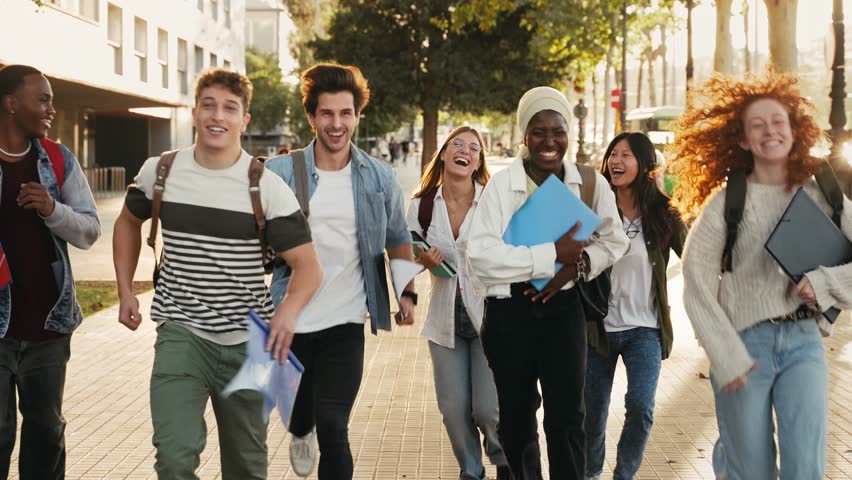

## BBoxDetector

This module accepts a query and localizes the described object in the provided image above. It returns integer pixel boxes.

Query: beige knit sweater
[682,179,852,386]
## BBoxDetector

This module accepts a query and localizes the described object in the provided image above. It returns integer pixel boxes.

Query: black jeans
[0,335,71,480]
[289,323,365,480]
[481,285,587,480]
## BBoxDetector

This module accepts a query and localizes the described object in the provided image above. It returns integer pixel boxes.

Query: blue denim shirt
[264,141,411,334]
[0,139,101,336]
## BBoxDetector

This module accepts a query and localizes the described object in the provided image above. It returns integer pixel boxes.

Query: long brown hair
[664,69,825,222]
[412,126,490,198]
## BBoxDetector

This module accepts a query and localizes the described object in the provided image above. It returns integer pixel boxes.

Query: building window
[107,3,122,75]
[134,17,148,82]
[49,0,99,22]
[210,0,218,21]
[223,60,230,70]
[158,29,169,89]
[210,53,218,67]
[178,38,189,95]
[197,0,203,12]
[224,0,230,28]
[194,45,204,75]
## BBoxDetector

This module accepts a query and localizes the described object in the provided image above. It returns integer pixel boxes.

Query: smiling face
[524,109,568,173]
[307,91,359,157]
[192,84,250,151]
[738,97,794,167]
[6,74,55,138]
[440,131,482,180]
[607,138,640,188]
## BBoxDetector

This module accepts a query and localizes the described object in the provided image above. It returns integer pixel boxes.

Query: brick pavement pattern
[8,158,849,479]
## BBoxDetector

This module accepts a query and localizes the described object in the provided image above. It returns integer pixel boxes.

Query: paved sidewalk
[12,157,851,479]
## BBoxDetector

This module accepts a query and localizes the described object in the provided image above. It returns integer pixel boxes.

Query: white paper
[389,258,424,302]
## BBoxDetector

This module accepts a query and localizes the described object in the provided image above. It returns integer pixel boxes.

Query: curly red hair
[664,69,825,222]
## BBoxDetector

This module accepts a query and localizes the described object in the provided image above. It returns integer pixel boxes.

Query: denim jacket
[264,141,411,334]
[0,139,101,336]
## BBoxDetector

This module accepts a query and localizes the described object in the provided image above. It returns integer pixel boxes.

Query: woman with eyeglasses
[583,132,686,480]
[406,126,512,480]
[468,87,628,479]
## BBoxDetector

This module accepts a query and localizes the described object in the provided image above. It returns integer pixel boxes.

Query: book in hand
[502,174,602,290]
[764,187,852,323]
[411,231,457,279]
[222,310,305,427]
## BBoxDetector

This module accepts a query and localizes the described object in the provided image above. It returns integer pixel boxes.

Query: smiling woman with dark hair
[467,86,628,480]
[584,131,686,480]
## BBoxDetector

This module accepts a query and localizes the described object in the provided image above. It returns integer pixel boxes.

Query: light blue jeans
[429,332,507,480]
[585,327,662,480]
[710,319,827,480]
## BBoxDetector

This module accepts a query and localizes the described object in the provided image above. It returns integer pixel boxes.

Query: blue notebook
[503,174,602,290]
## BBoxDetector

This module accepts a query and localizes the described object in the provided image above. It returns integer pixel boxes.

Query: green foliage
[245,48,290,134]
[311,0,568,159]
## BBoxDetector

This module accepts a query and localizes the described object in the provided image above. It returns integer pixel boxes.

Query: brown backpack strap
[248,157,269,263]
[148,151,177,279]
[576,163,597,208]
[291,149,310,218]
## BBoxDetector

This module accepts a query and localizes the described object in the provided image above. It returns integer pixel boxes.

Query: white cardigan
[466,156,628,298]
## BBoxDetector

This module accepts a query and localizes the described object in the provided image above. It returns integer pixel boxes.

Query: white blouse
[406,183,484,349]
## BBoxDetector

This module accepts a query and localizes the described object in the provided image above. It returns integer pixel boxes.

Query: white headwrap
[516,86,571,160]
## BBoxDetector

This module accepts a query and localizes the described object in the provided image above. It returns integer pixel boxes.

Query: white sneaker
[289,430,317,477]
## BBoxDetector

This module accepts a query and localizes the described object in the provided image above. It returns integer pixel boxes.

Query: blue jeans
[429,332,507,480]
[710,319,827,480]
[584,327,661,480]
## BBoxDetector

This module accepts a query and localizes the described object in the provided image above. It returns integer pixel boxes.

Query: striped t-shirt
[125,147,311,345]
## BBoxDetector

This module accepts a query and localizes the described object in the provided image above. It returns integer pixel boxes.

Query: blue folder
[222,309,305,427]
[503,174,602,290]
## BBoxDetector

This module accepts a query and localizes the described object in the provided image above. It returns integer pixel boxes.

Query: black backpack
[722,161,844,273]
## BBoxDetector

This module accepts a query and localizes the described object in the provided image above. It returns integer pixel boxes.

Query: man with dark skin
[0,64,100,479]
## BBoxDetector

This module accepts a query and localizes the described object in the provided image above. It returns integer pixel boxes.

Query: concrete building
[0,0,245,183]
[244,0,298,155]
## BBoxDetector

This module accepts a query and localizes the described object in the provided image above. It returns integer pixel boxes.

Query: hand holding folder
[223,310,305,427]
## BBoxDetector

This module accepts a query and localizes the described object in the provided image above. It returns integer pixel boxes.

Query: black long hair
[600,132,677,247]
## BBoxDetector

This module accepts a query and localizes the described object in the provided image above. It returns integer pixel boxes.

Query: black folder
[765,187,852,323]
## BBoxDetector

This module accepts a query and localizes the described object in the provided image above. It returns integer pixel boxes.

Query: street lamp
[574,97,590,164]
[829,0,849,179]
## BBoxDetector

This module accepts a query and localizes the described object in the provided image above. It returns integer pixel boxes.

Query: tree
[245,48,290,134]
[763,0,797,72]
[714,0,735,73]
[312,1,569,166]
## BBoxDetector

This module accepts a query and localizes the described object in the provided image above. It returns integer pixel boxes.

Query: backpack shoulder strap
[248,157,269,263]
[148,150,178,280]
[418,189,438,238]
[39,138,65,190]
[814,160,844,227]
[722,170,747,273]
[576,163,597,209]
[290,149,310,218]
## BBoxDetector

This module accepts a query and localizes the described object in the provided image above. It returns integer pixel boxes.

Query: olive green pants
[150,322,267,480]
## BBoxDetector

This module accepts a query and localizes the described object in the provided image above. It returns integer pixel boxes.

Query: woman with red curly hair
[668,70,852,479]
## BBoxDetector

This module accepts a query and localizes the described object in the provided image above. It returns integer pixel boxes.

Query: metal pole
[830,0,849,176]
[620,0,627,132]
[686,0,694,100]
[575,98,589,164]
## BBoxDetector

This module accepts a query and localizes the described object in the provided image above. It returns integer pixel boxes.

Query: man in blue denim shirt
[265,63,415,479]
[0,65,100,479]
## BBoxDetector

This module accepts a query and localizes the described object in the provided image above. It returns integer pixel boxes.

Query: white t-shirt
[294,162,368,333]
[605,216,659,332]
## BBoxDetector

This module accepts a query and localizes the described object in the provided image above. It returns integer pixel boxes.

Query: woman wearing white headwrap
[467,87,628,479]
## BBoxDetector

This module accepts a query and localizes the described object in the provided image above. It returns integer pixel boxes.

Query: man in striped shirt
[112,69,322,479]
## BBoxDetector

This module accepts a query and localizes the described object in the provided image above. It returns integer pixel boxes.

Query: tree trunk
[646,35,658,107]
[763,0,798,72]
[602,11,618,143]
[743,0,751,72]
[715,0,735,73]
[421,108,438,172]
[661,24,668,105]
[592,70,598,150]
[637,56,645,108]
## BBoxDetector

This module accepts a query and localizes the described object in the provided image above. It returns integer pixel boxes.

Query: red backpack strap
[39,138,64,190]
[418,189,437,238]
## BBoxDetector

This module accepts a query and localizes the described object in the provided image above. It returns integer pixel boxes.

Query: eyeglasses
[450,138,482,154]
[626,222,640,239]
